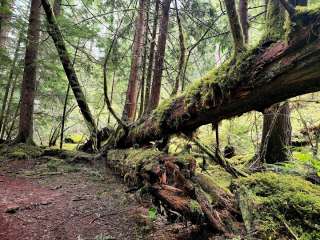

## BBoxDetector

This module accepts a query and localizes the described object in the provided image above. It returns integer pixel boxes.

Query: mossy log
[232,172,320,239]
[109,8,320,148]
[104,148,242,235]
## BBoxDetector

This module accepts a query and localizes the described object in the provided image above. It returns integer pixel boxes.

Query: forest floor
[0,156,202,240]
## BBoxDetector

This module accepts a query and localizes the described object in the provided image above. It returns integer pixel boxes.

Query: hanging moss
[234,172,320,239]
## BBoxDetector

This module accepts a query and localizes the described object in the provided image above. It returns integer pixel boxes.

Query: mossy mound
[0,143,44,160]
[234,172,320,240]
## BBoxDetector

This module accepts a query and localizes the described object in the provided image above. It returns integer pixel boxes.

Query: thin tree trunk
[0,0,11,48]
[15,0,41,144]
[107,70,116,124]
[6,99,20,141]
[238,0,248,44]
[138,0,150,118]
[53,0,61,16]
[223,0,245,54]
[0,33,22,135]
[122,0,146,122]
[41,0,98,147]
[59,85,70,148]
[171,0,185,96]
[0,71,20,139]
[144,0,160,114]
[146,0,172,113]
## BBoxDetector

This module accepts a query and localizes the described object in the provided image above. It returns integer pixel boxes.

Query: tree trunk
[146,0,172,113]
[138,0,150,118]
[0,0,11,48]
[6,99,20,140]
[171,0,185,96]
[238,0,248,44]
[259,0,308,164]
[108,9,320,148]
[0,71,20,139]
[265,0,285,40]
[53,0,61,16]
[122,0,146,122]
[223,0,245,54]
[260,103,292,163]
[15,0,41,144]
[41,0,98,147]
[144,0,160,115]
[0,33,22,136]
[107,70,116,124]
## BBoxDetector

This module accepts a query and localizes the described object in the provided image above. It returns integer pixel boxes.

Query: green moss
[107,148,162,186]
[234,172,320,239]
[189,199,201,213]
[46,158,64,172]
[264,0,286,41]
[286,5,320,42]
[0,144,44,159]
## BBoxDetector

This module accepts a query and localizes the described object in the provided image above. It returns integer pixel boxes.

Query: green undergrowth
[0,143,44,160]
[265,149,320,179]
[234,172,320,240]
[46,157,81,173]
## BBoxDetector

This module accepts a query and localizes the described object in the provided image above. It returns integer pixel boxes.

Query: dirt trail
[0,158,196,240]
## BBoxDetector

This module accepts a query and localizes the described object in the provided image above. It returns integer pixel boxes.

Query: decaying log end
[104,148,244,235]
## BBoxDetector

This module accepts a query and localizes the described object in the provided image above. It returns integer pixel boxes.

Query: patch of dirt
[0,158,203,240]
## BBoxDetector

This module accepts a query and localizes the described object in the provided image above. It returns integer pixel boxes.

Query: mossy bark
[224,0,245,53]
[41,0,98,146]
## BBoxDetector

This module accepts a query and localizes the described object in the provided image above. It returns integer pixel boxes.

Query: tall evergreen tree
[15,0,41,144]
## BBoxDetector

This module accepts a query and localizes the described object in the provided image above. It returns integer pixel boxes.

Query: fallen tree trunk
[111,8,320,148]
[104,148,242,235]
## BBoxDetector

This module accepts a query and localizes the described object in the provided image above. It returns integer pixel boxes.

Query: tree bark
[110,10,320,148]
[15,0,41,144]
[171,0,185,96]
[53,0,61,16]
[144,0,160,114]
[0,0,11,48]
[138,0,150,118]
[122,0,146,122]
[259,0,308,164]
[0,71,20,139]
[260,103,292,163]
[41,0,98,146]
[224,0,245,53]
[265,0,285,40]
[238,0,248,44]
[146,0,172,113]
[0,33,22,135]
